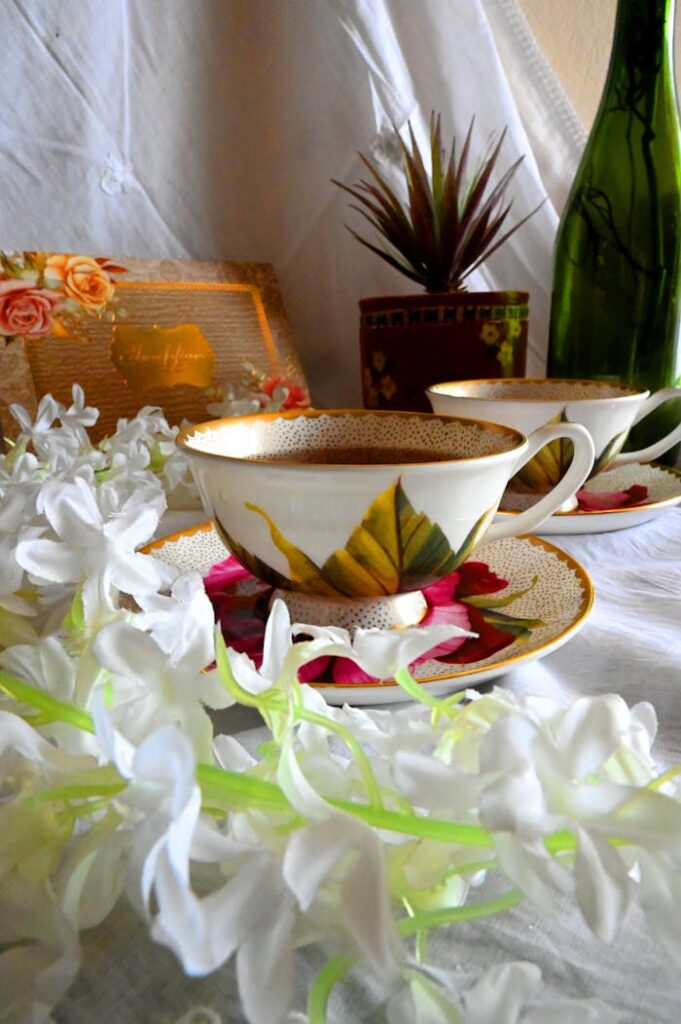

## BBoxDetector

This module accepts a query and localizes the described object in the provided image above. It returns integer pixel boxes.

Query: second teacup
[428,378,681,492]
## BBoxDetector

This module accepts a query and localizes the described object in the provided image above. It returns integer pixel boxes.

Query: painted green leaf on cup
[592,427,629,474]
[243,503,347,597]
[213,517,292,591]
[514,408,630,492]
[513,409,572,491]
[227,478,496,598]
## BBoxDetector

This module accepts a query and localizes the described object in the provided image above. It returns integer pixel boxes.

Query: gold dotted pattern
[147,524,590,684]
[185,412,517,460]
[501,462,681,513]
[453,380,635,401]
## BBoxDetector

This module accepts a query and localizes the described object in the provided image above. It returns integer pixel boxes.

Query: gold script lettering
[111,324,215,389]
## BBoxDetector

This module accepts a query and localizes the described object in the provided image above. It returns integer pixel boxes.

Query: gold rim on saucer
[143,521,593,704]
[498,462,681,517]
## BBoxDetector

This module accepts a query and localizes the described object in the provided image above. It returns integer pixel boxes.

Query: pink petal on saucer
[332,658,378,684]
[576,484,648,512]
[298,655,332,682]
[417,601,473,660]
[421,571,461,607]
[204,555,255,595]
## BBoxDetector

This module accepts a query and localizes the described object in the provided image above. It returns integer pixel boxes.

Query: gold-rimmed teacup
[428,378,681,493]
[179,409,594,626]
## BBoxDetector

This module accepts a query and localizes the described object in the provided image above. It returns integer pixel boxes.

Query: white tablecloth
[55,508,681,1023]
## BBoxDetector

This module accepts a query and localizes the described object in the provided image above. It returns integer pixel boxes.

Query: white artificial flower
[224,598,295,695]
[476,693,679,939]
[135,572,216,668]
[386,962,624,1024]
[93,616,230,757]
[9,393,61,442]
[0,636,75,701]
[0,869,81,1024]
[15,474,173,616]
[226,598,473,697]
[291,618,475,680]
[60,383,99,432]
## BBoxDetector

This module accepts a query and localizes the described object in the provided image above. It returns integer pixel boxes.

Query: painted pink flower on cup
[204,555,541,684]
[0,279,62,337]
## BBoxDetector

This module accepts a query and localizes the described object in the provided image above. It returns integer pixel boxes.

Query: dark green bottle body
[547,0,681,451]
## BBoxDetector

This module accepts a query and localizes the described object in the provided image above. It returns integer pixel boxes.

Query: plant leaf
[333,114,543,291]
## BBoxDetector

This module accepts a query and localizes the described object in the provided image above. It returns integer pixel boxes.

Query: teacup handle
[612,387,681,467]
[485,423,595,543]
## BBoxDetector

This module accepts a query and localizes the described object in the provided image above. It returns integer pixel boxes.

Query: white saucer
[145,522,593,706]
[497,462,681,536]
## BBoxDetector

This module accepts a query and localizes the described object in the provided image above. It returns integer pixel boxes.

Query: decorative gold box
[0,254,307,442]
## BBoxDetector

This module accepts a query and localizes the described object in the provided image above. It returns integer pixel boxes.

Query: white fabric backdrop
[0,0,581,406]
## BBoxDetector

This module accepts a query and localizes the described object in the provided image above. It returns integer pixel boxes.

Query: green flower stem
[214,629,284,719]
[295,891,522,1024]
[26,782,126,807]
[648,763,681,791]
[57,796,122,832]
[196,763,293,813]
[0,671,95,733]
[443,857,499,877]
[308,954,357,1024]
[294,707,384,811]
[402,898,428,962]
[0,669,637,862]
[398,889,523,936]
[394,667,458,715]
[327,797,493,846]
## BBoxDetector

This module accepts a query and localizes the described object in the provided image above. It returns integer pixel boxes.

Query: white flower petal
[555,695,630,778]
[260,598,293,680]
[393,751,483,817]
[236,896,296,1024]
[352,624,474,678]
[574,826,630,941]
[460,961,541,1024]
[94,621,166,688]
[479,766,549,834]
[387,972,462,1024]
[15,538,81,583]
[213,734,256,772]
[277,730,330,820]
[493,834,572,910]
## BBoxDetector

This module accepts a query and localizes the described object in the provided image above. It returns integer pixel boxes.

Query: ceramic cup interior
[179,409,595,621]
[428,377,681,492]
[180,407,522,464]
[437,379,643,401]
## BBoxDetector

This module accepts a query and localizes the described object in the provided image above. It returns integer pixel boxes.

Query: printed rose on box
[0,251,125,345]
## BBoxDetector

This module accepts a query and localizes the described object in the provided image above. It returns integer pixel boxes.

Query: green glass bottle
[547,0,681,452]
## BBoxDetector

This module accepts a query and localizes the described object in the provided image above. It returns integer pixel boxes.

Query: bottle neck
[604,0,675,104]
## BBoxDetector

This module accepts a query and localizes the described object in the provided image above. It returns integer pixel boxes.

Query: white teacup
[179,410,594,624]
[428,378,681,492]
